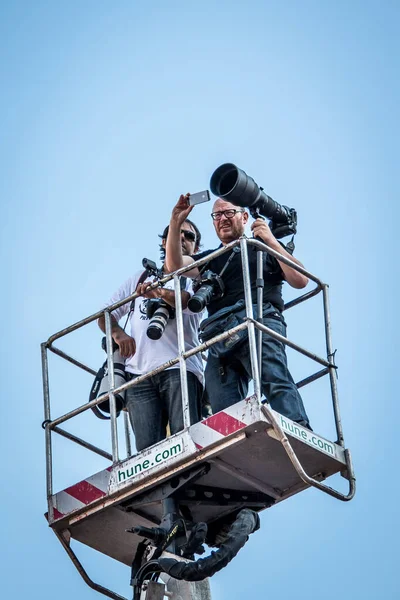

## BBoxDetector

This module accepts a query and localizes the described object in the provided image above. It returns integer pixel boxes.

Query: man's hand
[251,217,308,289]
[136,281,161,300]
[137,282,189,310]
[170,193,193,227]
[113,330,136,358]
[165,193,198,277]
[251,218,276,246]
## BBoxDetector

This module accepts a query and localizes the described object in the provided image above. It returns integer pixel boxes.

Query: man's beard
[218,223,243,242]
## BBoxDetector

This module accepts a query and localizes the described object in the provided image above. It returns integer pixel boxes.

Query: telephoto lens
[95,337,127,412]
[146,299,175,340]
[210,163,297,238]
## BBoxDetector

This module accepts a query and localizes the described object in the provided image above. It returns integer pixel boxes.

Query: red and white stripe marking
[51,468,111,522]
[50,397,263,523]
[190,396,261,449]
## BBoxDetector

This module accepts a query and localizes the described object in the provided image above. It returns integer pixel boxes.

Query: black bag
[89,270,148,419]
[199,300,248,359]
[89,338,126,419]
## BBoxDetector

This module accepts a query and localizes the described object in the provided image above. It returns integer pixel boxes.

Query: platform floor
[48,397,347,565]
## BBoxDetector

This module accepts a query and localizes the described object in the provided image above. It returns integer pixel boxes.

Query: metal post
[174,274,191,429]
[41,343,53,498]
[124,411,132,458]
[143,582,165,599]
[240,239,261,401]
[322,284,345,446]
[164,578,212,600]
[256,249,264,380]
[161,497,181,555]
[104,310,119,463]
[158,498,212,599]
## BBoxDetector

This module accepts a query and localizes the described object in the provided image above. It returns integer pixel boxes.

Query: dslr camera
[188,270,225,313]
[142,257,175,340]
[146,298,175,340]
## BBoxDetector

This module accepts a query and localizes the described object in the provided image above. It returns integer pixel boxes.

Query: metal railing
[41,237,355,504]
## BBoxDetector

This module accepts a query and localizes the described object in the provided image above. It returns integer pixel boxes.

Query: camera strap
[123,269,187,330]
[195,246,240,287]
[122,269,150,331]
[219,247,241,277]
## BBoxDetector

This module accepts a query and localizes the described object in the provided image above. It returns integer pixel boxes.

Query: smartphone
[188,190,211,206]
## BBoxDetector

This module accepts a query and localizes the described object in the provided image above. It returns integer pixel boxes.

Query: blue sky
[1,1,398,598]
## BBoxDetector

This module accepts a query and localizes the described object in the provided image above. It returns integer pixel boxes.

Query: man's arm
[165,194,199,278]
[98,314,136,358]
[251,219,309,289]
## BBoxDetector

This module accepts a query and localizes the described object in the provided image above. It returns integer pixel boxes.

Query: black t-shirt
[193,244,285,316]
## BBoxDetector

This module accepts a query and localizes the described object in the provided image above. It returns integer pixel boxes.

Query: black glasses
[211,209,244,221]
[181,229,196,242]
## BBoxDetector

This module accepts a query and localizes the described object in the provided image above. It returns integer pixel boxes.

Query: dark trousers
[125,369,202,452]
[205,303,310,426]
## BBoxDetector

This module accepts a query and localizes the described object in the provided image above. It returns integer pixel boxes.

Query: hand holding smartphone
[188,190,211,206]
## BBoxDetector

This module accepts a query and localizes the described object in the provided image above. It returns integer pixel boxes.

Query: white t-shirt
[106,271,204,384]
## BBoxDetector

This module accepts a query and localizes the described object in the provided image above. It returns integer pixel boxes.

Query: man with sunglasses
[165,195,311,429]
[98,219,205,452]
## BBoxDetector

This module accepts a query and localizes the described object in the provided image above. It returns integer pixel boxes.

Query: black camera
[142,257,163,279]
[146,298,176,340]
[210,163,297,239]
[188,271,225,313]
[141,257,174,340]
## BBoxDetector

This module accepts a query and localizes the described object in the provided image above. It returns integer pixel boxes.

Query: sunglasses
[181,230,196,242]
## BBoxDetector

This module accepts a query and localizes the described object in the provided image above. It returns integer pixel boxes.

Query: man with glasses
[98,219,204,452]
[165,195,311,429]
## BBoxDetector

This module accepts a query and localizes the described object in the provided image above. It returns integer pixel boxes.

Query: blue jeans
[205,303,310,425]
[125,369,202,452]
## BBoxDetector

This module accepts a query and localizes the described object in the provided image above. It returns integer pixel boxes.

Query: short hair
[159,219,202,261]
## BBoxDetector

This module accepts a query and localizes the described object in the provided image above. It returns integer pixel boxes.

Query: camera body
[188,270,225,313]
[210,163,297,239]
[146,298,176,340]
[142,257,163,279]
[141,257,176,340]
